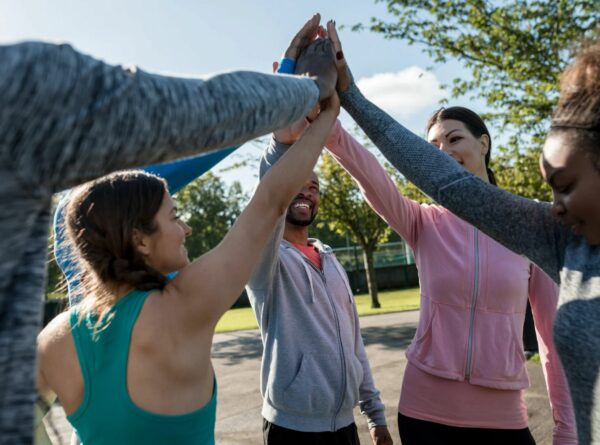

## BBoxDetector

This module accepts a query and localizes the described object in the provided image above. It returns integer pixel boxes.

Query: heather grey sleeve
[355,320,387,429]
[340,83,568,282]
[247,138,288,292]
[0,42,319,193]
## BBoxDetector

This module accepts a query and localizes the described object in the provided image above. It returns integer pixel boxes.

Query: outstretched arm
[326,120,426,249]
[0,41,321,193]
[324,21,568,282]
[528,267,578,444]
[245,136,290,295]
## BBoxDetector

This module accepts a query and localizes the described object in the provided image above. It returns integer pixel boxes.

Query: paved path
[44,311,555,444]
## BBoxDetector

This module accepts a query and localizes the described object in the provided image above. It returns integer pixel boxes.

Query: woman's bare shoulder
[38,311,73,357]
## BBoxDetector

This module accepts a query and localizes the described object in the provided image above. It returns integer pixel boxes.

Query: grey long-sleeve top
[340,82,600,445]
[0,41,319,445]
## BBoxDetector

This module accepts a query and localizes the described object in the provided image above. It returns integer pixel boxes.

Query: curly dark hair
[551,40,600,168]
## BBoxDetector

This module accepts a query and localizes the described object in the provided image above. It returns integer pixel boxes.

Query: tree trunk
[363,246,380,308]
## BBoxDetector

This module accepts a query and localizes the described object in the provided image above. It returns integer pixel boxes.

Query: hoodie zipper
[301,253,347,431]
[465,227,479,381]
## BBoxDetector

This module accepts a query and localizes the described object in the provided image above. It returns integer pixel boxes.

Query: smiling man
[245,134,392,445]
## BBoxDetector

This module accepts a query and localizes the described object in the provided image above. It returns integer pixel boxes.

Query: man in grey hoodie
[246,127,393,444]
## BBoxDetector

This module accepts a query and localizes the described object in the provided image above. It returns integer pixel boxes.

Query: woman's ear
[480,134,490,156]
[132,228,152,257]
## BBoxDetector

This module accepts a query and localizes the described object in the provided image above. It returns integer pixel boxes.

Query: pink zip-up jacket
[326,120,577,443]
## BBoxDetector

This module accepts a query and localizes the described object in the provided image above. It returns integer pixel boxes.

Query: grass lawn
[215,287,420,333]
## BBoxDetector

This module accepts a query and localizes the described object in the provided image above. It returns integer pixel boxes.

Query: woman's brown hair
[66,170,168,326]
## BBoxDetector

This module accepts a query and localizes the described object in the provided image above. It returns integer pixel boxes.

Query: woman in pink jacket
[319,106,577,444]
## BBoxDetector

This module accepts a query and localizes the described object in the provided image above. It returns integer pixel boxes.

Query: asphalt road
[44,311,555,444]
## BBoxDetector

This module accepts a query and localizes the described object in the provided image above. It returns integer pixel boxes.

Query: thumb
[272,61,279,73]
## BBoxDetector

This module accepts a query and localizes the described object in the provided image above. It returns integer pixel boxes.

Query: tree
[355,0,599,200]
[318,152,393,308]
[175,172,248,260]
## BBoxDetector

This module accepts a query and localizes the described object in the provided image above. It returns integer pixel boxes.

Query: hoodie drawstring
[301,257,316,303]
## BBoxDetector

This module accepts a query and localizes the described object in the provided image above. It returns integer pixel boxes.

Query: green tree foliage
[318,152,393,308]
[175,172,248,260]
[355,0,599,200]
[491,143,552,200]
[311,216,348,248]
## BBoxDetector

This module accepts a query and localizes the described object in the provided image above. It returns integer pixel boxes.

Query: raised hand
[283,13,322,61]
[295,38,337,101]
[326,20,353,92]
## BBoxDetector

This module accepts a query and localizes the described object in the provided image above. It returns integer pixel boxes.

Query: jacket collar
[281,238,333,254]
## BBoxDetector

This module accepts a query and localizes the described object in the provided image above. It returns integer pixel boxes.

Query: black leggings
[263,418,360,445]
[398,412,536,445]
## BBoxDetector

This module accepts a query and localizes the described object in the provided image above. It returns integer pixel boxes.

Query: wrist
[277,57,296,74]
[273,136,294,145]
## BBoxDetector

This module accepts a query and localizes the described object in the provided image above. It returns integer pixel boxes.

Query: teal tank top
[67,289,217,444]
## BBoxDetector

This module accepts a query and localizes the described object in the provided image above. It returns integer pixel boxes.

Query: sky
[0,0,469,191]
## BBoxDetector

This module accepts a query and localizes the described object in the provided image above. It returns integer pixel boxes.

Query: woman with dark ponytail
[319,100,576,443]
[425,106,497,186]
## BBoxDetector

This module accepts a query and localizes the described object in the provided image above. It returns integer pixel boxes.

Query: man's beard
[286,209,316,227]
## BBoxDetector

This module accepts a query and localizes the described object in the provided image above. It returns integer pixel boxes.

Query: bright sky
[0,0,468,191]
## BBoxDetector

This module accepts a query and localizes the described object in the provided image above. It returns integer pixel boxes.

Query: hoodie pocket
[345,354,364,408]
[470,312,528,385]
[269,353,339,416]
[408,302,468,376]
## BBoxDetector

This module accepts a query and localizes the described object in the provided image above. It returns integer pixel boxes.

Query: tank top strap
[69,308,95,415]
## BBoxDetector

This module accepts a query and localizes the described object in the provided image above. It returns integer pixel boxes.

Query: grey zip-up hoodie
[245,137,386,432]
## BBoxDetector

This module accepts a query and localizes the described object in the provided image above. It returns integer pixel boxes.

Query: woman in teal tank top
[35,20,339,443]
[67,290,217,444]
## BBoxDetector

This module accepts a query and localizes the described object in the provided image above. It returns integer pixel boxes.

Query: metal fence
[332,241,415,271]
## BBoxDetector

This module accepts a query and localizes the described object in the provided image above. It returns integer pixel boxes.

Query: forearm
[354,311,386,429]
[340,83,565,280]
[1,42,319,192]
[358,355,387,429]
[529,268,578,443]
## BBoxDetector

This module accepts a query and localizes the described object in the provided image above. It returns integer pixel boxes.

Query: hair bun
[553,43,600,131]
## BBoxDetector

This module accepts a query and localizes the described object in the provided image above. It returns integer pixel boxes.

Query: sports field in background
[215,287,420,333]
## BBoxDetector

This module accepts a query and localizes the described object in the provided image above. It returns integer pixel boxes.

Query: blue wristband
[277,57,296,74]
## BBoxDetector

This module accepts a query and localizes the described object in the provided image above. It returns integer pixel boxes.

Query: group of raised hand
[271,14,355,146]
